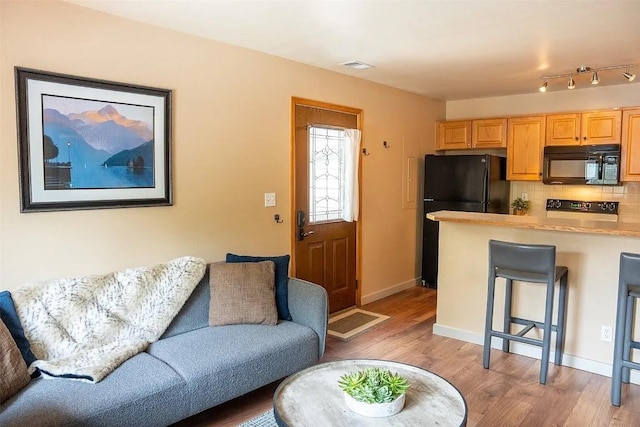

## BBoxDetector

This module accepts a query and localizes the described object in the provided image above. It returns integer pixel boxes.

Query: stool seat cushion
[495,266,567,283]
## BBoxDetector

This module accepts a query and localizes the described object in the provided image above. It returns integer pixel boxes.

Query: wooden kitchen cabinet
[582,110,621,145]
[437,118,506,150]
[436,120,471,150]
[545,114,581,146]
[621,108,640,181]
[507,116,545,181]
[472,118,507,148]
[546,110,622,146]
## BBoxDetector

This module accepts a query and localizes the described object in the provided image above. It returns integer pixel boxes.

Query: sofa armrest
[287,278,328,359]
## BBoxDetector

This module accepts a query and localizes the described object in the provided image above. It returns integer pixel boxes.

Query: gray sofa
[0,268,328,426]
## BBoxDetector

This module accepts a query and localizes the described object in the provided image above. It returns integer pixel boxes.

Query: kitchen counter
[427,210,640,238]
[427,210,640,383]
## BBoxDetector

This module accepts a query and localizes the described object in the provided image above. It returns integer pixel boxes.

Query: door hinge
[355,280,358,289]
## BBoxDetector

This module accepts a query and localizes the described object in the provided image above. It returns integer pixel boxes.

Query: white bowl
[343,392,405,417]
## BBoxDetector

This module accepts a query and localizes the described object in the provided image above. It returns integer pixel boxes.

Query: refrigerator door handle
[482,164,489,209]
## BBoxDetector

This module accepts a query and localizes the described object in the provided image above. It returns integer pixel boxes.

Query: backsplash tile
[510,181,640,222]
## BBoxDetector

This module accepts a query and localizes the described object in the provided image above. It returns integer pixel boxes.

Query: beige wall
[0,2,445,297]
[446,83,640,119]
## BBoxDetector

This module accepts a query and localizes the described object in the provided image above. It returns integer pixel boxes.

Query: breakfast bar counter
[427,210,640,238]
[427,210,640,383]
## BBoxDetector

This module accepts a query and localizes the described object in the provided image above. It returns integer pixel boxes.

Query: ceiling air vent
[341,60,374,70]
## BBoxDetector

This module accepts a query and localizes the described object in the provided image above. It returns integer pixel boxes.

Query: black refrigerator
[422,154,510,288]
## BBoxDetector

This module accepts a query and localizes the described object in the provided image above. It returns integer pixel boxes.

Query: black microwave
[543,144,620,185]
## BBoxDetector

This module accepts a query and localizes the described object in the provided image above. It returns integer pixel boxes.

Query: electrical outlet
[601,325,613,342]
[521,193,528,201]
[264,192,276,207]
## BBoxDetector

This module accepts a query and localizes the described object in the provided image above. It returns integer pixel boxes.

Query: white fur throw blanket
[12,256,206,383]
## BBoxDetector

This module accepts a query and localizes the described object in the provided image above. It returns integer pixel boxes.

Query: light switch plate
[264,192,276,207]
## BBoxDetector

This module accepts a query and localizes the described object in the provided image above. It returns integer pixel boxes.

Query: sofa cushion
[161,266,211,339]
[0,352,189,427]
[0,319,30,404]
[146,321,319,417]
[226,253,292,321]
[209,261,277,326]
[0,291,37,367]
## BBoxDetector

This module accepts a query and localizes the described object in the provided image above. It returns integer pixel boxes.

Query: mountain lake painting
[42,95,155,190]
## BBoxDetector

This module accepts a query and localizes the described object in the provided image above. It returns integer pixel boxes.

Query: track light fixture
[539,81,547,92]
[623,68,636,82]
[539,64,635,92]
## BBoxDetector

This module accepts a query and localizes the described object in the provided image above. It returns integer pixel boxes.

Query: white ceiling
[69,0,640,101]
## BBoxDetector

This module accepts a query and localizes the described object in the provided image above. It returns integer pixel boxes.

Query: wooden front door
[292,99,361,313]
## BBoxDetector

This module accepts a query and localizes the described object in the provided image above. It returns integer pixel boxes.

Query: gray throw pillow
[209,261,278,326]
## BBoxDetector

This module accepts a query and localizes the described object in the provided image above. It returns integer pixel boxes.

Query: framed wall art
[15,67,172,212]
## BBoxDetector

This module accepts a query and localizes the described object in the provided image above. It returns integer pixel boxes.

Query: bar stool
[611,252,640,406]
[483,240,569,385]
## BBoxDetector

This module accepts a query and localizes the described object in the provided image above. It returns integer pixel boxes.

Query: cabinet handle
[583,136,587,140]
[575,136,579,141]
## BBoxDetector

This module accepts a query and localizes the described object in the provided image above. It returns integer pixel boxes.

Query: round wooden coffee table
[273,359,467,426]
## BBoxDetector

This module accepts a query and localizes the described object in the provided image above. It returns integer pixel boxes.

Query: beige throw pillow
[209,261,278,326]
[0,319,30,404]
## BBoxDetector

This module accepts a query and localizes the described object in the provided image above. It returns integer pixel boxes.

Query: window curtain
[341,128,361,222]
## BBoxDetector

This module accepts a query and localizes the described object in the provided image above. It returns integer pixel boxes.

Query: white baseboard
[361,277,420,305]
[433,323,640,385]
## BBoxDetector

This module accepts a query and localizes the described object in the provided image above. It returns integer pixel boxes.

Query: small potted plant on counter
[511,196,531,215]
[338,367,410,418]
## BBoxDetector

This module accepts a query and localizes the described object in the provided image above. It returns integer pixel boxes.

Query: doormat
[327,308,390,341]
[238,409,276,427]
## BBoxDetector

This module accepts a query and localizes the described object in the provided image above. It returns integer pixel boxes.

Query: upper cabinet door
[507,116,545,181]
[582,110,622,145]
[472,119,507,148]
[436,121,471,150]
[621,108,640,182]
[546,114,581,146]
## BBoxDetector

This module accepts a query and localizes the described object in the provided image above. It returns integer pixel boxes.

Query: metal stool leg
[503,278,513,353]
[539,277,555,385]
[555,272,568,365]
[611,284,628,406]
[483,271,497,369]
[622,295,635,384]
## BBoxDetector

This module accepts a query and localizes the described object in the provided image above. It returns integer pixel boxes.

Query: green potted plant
[511,197,531,215]
[338,367,410,417]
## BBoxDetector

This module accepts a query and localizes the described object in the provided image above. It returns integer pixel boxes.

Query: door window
[308,126,346,223]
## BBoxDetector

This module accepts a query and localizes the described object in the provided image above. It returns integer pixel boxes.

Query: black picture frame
[15,67,172,212]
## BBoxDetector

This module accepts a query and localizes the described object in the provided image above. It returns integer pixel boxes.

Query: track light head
[591,71,599,85]
[568,76,575,89]
[539,81,547,92]
[623,70,636,82]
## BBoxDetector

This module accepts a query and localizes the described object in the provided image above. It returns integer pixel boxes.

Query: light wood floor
[174,286,640,426]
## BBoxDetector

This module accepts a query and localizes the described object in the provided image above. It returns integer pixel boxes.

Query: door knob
[298,229,315,241]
